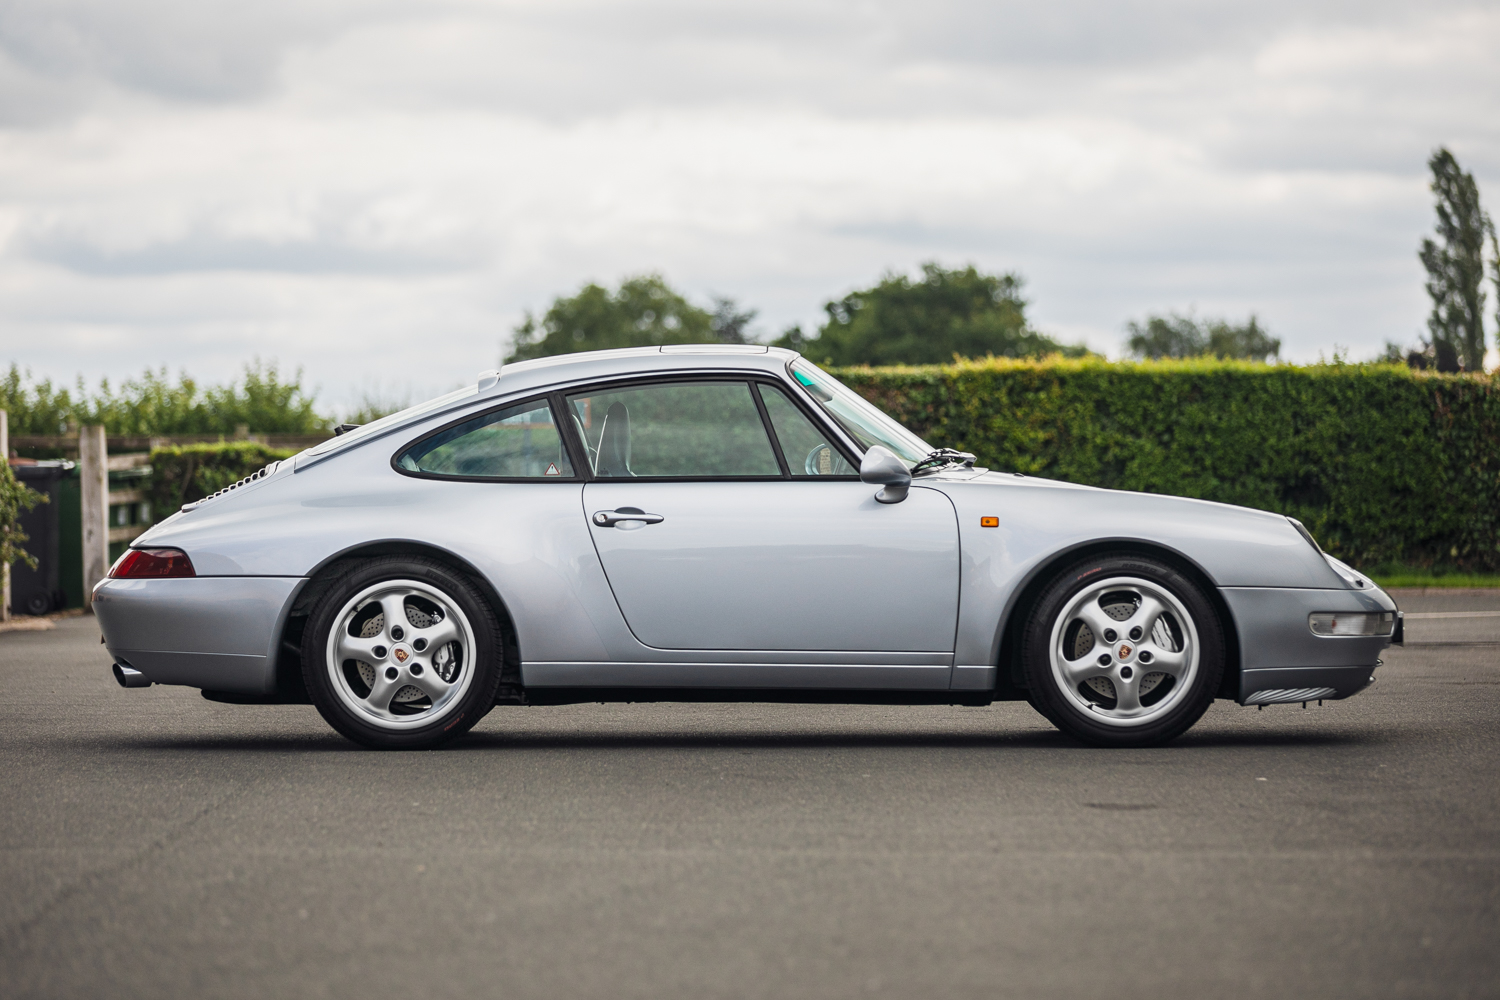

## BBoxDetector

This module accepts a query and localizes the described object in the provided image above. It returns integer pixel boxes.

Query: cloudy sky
[1,0,1497,411]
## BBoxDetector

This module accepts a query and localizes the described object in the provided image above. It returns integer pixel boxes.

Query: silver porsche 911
[95,346,1402,749]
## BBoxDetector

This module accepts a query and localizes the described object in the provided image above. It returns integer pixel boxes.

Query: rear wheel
[1022,554,1224,747]
[302,557,502,749]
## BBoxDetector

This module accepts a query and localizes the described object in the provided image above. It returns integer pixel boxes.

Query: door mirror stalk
[860,446,911,504]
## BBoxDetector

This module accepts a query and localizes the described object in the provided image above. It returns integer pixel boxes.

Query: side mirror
[860,445,911,504]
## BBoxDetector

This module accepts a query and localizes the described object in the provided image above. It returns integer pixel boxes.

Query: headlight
[1309,612,1393,637]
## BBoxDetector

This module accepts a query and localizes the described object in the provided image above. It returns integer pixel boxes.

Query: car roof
[501,344,793,379]
[296,345,804,469]
[490,344,802,397]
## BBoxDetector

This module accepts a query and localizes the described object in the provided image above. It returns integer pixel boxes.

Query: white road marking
[1403,611,1500,619]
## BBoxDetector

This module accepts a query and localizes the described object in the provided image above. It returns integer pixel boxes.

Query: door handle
[592,507,665,527]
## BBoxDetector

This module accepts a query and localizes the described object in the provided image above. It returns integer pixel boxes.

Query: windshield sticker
[544,463,561,476]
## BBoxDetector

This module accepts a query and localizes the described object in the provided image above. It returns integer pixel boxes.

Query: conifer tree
[1419,148,1491,372]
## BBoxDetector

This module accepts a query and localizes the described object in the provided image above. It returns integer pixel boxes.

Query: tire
[1023,686,1058,727]
[1021,553,1225,748]
[302,557,503,749]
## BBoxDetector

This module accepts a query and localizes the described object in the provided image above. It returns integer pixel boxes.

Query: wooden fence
[6,423,331,615]
[12,432,332,455]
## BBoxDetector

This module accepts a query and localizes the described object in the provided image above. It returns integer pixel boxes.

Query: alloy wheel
[1047,575,1201,727]
[324,579,478,730]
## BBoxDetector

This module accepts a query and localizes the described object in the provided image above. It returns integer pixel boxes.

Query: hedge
[834,357,1500,572]
[148,441,296,518]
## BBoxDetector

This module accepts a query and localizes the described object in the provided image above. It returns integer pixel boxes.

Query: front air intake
[1244,686,1336,705]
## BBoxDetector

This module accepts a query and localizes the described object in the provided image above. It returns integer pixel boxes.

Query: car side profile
[94,346,1401,749]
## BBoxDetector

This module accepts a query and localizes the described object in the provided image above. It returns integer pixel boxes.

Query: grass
[1368,571,1500,589]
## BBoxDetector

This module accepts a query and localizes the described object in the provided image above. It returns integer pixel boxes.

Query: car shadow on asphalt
[450,726,1395,753]
[69,730,1076,754]
[58,723,1400,754]
[64,733,356,754]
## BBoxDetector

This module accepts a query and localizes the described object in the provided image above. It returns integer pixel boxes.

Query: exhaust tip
[112,662,151,688]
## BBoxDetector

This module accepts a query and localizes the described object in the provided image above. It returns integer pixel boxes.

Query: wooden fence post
[1,409,8,621]
[80,425,109,611]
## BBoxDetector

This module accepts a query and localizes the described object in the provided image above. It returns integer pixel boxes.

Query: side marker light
[980,517,999,527]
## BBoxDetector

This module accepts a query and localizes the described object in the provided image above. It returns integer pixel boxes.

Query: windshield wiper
[910,448,976,475]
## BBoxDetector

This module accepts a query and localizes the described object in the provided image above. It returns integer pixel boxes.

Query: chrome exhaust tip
[112,662,151,688]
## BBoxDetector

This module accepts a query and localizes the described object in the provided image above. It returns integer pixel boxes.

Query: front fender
[935,474,1345,683]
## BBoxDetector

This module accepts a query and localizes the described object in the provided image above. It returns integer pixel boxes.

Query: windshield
[788,359,931,465]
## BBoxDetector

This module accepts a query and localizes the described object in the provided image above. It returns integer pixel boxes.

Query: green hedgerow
[148,442,296,519]
[833,357,1500,572]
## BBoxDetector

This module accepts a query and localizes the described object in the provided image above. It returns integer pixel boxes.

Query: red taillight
[110,548,196,579]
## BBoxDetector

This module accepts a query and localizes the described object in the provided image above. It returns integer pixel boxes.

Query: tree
[1419,148,1491,372]
[709,297,757,344]
[1125,313,1280,362]
[1206,317,1280,361]
[775,263,1085,366]
[1492,227,1500,363]
[506,275,721,362]
[1125,314,1204,360]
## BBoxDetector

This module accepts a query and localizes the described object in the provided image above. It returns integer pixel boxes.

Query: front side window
[789,359,932,465]
[759,384,856,476]
[397,398,573,478]
[566,381,781,478]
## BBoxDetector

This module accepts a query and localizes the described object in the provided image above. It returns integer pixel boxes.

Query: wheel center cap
[1117,642,1133,660]
[393,646,411,664]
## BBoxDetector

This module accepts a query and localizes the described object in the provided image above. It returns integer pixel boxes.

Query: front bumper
[93,576,305,695]
[1220,586,1396,705]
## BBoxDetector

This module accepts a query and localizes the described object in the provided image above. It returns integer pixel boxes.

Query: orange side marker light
[980,517,999,528]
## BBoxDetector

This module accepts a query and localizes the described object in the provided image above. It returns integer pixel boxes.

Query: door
[569,379,960,653]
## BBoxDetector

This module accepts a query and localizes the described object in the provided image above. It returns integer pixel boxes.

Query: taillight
[109,548,196,579]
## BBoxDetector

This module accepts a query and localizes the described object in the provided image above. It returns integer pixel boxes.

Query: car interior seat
[595,402,633,477]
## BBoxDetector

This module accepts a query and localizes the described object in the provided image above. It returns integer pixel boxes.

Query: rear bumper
[1220,586,1395,705]
[93,576,304,695]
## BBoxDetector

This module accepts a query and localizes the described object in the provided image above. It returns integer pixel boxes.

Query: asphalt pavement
[1,590,1497,1000]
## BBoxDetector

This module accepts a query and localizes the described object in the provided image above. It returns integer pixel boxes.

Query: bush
[0,360,328,436]
[833,357,1500,572]
[0,462,46,571]
[148,442,296,519]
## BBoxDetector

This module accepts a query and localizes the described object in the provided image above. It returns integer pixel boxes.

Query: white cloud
[1,0,1497,410]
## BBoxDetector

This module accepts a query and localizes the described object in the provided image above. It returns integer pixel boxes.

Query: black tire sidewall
[1022,554,1225,747]
[302,557,502,749]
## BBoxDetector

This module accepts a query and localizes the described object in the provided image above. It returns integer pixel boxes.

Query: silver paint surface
[584,481,958,652]
[93,576,303,693]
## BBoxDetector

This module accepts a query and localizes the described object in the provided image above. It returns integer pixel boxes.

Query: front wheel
[302,557,502,749]
[1021,554,1225,747]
